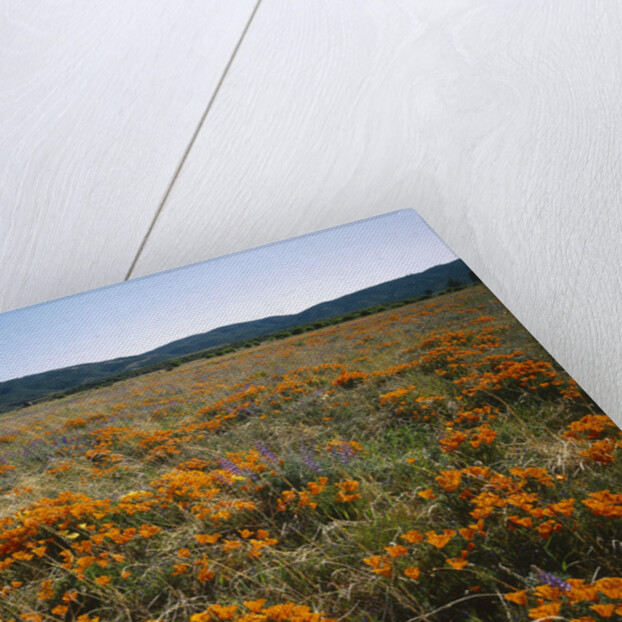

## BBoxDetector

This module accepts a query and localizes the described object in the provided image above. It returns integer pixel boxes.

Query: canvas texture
[0,209,619,622]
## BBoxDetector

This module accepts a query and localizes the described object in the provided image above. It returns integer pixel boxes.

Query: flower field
[0,284,620,621]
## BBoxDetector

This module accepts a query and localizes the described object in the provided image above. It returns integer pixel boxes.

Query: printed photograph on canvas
[0,210,619,621]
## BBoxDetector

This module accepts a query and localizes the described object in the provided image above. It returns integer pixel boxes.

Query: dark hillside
[0,259,473,410]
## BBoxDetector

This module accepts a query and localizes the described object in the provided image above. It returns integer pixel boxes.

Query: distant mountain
[0,259,473,410]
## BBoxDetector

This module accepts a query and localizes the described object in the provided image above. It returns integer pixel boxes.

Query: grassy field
[0,284,619,622]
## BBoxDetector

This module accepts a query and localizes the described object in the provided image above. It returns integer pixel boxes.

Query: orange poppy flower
[404,567,421,580]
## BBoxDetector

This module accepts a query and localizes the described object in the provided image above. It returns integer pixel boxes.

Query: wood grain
[0,0,256,311]
[132,0,622,422]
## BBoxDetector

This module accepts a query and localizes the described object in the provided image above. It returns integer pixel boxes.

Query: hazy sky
[0,210,457,382]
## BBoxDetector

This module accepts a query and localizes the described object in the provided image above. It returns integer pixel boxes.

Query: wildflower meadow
[0,283,619,621]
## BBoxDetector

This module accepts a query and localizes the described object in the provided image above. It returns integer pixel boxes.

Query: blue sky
[0,210,457,382]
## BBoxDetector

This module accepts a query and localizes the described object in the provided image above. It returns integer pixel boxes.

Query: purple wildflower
[532,566,571,592]
[212,471,231,485]
[300,445,322,473]
[254,441,278,463]
[330,442,355,464]
[216,458,244,477]
[215,456,260,482]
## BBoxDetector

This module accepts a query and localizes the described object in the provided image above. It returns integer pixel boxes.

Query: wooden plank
[132,0,622,421]
[0,0,257,312]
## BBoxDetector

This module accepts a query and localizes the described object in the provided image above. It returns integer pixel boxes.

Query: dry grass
[0,285,619,622]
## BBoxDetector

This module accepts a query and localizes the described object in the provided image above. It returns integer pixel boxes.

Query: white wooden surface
[0,0,256,309]
[1,1,620,422]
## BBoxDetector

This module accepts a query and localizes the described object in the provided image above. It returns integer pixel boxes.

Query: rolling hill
[0,258,474,410]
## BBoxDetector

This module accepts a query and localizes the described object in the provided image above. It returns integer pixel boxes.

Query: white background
[1,1,620,422]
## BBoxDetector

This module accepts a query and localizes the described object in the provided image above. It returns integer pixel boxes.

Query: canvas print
[0,209,619,622]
